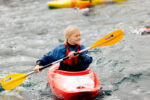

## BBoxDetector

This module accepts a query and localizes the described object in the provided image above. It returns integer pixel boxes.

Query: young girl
[34,25,92,73]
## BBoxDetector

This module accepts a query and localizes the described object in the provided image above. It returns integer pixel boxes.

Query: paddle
[0,29,123,91]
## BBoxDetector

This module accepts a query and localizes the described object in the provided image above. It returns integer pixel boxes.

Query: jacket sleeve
[36,45,65,66]
[78,45,93,68]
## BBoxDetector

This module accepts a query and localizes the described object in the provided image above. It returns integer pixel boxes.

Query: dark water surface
[0,0,150,100]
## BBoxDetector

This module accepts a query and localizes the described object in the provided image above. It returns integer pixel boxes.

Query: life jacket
[62,43,80,65]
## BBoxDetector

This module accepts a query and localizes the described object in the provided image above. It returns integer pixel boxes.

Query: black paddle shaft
[39,52,80,70]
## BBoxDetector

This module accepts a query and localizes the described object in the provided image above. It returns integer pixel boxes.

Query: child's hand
[68,51,78,58]
[34,65,42,73]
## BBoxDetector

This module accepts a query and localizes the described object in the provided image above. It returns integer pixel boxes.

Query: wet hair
[64,25,80,42]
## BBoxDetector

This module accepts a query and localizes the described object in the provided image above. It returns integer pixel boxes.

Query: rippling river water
[0,0,150,100]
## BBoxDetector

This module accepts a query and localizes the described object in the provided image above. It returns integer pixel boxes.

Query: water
[0,0,150,100]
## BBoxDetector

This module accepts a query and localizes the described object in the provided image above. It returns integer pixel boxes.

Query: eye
[75,35,78,37]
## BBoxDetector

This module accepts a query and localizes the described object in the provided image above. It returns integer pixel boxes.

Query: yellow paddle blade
[90,30,123,49]
[0,73,27,90]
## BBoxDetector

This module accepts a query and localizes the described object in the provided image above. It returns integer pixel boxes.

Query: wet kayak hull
[48,0,125,9]
[47,64,100,99]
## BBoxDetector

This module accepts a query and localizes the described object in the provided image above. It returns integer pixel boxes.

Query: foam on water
[0,0,150,100]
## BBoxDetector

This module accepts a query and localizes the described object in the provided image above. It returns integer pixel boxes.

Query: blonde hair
[64,25,80,42]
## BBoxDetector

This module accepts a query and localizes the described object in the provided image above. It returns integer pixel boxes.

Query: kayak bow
[47,64,100,99]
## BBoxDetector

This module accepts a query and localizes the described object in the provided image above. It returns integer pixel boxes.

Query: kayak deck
[47,64,100,99]
[47,0,126,9]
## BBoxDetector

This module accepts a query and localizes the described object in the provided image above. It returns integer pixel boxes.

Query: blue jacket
[37,44,93,69]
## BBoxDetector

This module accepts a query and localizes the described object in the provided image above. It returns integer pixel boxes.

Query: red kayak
[134,25,150,35]
[47,64,101,100]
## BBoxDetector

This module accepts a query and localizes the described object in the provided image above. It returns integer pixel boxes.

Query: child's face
[68,30,81,45]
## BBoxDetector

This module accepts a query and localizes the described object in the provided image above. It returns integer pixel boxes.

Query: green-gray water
[0,0,150,100]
